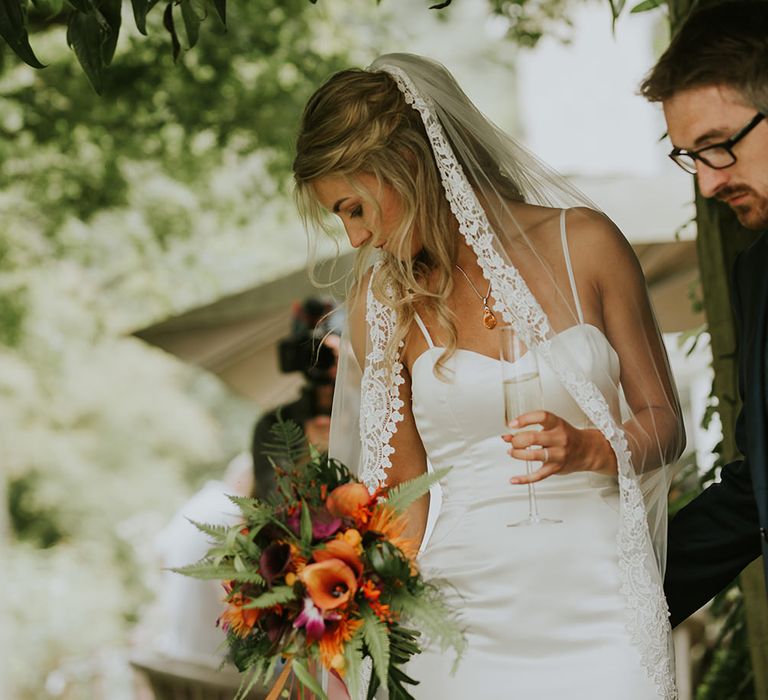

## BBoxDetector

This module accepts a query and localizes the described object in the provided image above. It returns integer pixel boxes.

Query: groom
[641,0,768,626]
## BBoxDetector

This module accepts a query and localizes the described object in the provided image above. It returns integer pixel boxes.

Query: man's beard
[716,185,768,230]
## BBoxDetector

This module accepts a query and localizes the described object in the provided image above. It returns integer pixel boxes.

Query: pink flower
[293,596,326,640]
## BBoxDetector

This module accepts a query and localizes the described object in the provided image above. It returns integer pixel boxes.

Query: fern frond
[385,468,450,514]
[170,559,264,585]
[343,626,365,700]
[243,584,297,609]
[262,415,308,465]
[361,606,390,689]
[186,519,233,543]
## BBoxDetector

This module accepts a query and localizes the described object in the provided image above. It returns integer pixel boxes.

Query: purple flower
[311,507,342,540]
[285,504,341,541]
[293,597,326,640]
[259,542,290,585]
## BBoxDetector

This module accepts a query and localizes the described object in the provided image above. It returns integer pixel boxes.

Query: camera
[277,298,340,416]
[278,334,336,380]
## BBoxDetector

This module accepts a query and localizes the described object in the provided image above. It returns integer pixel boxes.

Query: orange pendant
[483,308,497,329]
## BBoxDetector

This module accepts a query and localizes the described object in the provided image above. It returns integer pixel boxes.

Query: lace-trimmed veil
[324,53,683,699]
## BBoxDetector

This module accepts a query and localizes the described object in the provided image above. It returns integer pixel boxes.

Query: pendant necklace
[455,264,497,329]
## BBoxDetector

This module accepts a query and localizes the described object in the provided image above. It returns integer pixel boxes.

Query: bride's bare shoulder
[565,207,642,281]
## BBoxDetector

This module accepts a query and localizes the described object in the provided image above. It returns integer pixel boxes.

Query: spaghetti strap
[560,209,585,325]
[413,312,435,348]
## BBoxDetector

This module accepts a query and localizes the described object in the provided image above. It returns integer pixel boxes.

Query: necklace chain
[455,264,497,329]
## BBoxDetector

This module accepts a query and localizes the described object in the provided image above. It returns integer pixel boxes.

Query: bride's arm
[387,368,430,545]
[593,210,686,472]
[505,209,685,481]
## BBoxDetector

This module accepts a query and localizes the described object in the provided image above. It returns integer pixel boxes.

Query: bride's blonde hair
[293,66,523,373]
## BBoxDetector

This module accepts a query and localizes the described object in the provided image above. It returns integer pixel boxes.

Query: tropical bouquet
[175,419,464,700]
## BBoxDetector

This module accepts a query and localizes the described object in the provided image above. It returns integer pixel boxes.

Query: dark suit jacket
[665,232,767,627]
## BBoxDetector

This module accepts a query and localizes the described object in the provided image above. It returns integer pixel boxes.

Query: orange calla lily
[299,559,358,611]
[326,483,371,519]
[313,538,363,578]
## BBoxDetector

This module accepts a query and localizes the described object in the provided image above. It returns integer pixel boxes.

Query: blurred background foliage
[0,2,365,696]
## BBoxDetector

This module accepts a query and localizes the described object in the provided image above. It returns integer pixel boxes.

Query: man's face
[663,85,768,230]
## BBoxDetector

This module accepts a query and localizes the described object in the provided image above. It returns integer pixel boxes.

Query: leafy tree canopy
[0,0,602,94]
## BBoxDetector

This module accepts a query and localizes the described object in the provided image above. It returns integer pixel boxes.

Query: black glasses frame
[669,112,766,174]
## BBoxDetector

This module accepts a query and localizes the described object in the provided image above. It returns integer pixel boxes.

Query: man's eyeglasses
[669,112,765,174]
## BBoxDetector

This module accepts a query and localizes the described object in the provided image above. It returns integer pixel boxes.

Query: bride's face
[312,173,421,258]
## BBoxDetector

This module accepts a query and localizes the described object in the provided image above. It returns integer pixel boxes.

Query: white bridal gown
[403,227,665,699]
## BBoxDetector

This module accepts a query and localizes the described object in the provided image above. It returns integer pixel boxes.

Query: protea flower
[299,558,358,611]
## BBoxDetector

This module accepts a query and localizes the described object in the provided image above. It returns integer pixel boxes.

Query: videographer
[250,297,341,500]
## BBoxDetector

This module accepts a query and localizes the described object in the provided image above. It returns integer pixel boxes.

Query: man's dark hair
[640,1,768,111]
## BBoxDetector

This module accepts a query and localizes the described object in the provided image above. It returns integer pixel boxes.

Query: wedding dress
[402,214,663,699]
[320,54,681,700]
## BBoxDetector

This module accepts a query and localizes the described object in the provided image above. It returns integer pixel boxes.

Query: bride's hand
[501,411,618,484]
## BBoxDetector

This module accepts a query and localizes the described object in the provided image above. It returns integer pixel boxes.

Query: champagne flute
[499,324,562,527]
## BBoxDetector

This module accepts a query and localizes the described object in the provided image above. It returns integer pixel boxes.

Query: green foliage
[385,467,450,514]
[262,416,310,466]
[0,0,45,68]
[243,584,297,609]
[696,590,756,700]
[3,0,231,92]
[171,559,266,584]
[361,605,391,690]
[292,660,329,700]
[7,471,65,547]
[343,626,366,699]
[388,579,466,670]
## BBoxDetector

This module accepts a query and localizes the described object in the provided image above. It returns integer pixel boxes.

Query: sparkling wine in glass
[500,325,562,527]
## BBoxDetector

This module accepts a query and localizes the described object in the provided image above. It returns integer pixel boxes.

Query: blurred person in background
[137,452,253,666]
[250,297,342,500]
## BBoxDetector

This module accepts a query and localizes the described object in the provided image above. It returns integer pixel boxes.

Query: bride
[292,54,684,699]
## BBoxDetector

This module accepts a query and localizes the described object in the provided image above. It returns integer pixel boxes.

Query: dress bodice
[410,324,622,497]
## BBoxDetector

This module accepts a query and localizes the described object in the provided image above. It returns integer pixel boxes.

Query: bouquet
[175,419,464,700]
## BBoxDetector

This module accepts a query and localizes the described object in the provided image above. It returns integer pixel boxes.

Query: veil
[323,53,684,699]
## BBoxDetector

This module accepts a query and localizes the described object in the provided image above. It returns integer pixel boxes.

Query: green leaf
[66,8,108,93]
[64,1,121,91]
[385,467,450,514]
[264,415,308,465]
[171,560,264,584]
[99,0,121,65]
[162,1,180,62]
[630,0,664,12]
[343,626,365,699]
[234,666,263,700]
[361,606,390,689]
[180,0,200,48]
[0,0,46,68]
[130,0,149,34]
[300,499,312,547]
[291,660,328,700]
[186,518,231,543]
[243,585,296,609]
[209,0,225,25]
